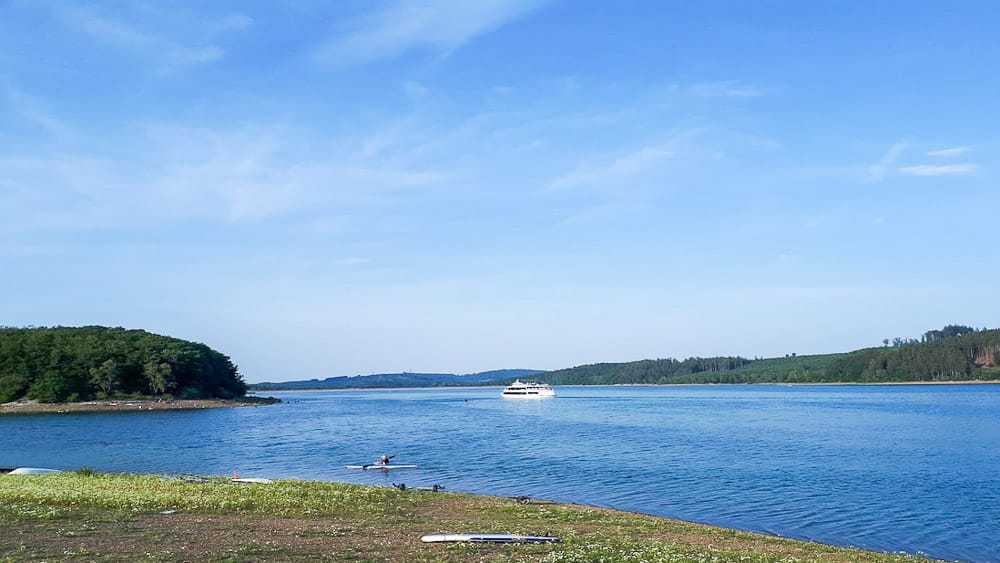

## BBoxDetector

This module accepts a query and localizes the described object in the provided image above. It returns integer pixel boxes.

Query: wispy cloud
[547,144,675,191]
[925,146,971,158]
[48,2,164,53]
[312,0,546,66]
[686,81,767,98]
[45,3,247,69]
[214,13,253,32]
[335,257,371,266]
[863,141,906,183]
[141,124,448,221]
[3,86,74,138]
[0,153,137,233]
[0,122,448,233]
[515,140,545,152]
[554,202,647,227]
[898,164,979,176]
[403,80,429,98]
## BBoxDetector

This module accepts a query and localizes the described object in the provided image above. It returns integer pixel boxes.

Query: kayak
[231,477,273,484]
[420,533,560,544]
[345,464,418,470]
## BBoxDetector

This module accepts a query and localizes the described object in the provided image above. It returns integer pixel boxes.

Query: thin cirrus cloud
[311,0,546,66]
[45,3,247,68]
[3,86,74,138]
[56,4,152,47]
[547,145,675,191]
[685,81,767,98]
[335,257,371,266]
[865,143,980,180]
[925,146,971,158]
[862,141,906,184]
[1,122,447,231]
[898,164,979,176]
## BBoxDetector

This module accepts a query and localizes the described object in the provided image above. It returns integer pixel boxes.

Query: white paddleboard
[8,467,63,475]
[420,533,560,544]
[345,464,418,470]
[231,477,273,484]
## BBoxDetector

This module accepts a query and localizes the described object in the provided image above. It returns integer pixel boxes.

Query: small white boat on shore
[421,533,560,543]
[501,380,555,399]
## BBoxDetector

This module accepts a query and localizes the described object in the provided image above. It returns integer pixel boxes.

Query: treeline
[0,326,246,403]
[882,324,986,347]
[848,326,1000,382]
[537,326,1000,385]
[251,369,543,391]
[543,357,754,385]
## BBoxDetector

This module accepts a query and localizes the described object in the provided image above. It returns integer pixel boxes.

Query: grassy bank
[0,471,936,562]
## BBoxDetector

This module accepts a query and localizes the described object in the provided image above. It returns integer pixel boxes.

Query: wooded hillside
[250,369,543,390]
[539,325,1000,385]
[0,326,246,403]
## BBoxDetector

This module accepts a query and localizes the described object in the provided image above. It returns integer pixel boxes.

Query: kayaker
[377,454,392,466]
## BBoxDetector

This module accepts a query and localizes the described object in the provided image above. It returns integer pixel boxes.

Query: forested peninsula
[0,326,246,404]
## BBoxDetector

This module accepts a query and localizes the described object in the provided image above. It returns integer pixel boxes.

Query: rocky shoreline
[0,396,279,415]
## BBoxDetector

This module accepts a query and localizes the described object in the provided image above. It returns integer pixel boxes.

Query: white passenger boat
[501,379,555,398]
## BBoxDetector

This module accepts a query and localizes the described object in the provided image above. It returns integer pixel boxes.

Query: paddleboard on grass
[8,467,63,475]
[345,464,418,470]
[420,533,560,544]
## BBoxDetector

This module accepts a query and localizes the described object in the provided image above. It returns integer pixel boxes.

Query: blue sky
[2,1,997,382]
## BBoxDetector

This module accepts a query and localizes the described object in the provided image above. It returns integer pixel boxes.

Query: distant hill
[0,326,246,403]
[250,325,1000,390]
[537,325,1000,385]
[249,369,544,390]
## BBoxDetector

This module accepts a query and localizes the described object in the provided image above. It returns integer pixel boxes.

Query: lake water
[2,384,998,562]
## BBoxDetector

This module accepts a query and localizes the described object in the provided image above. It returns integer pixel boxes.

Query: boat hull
[501,391,555,398]
[501,379,555,398]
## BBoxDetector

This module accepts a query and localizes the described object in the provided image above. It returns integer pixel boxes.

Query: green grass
[0,472,409,519]
[0,471,941,562]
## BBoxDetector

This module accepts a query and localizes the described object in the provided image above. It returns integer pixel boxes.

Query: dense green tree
[90,359,121,396]
[0,373,30,403]
[144,361,175,395]
[924,324,979,342]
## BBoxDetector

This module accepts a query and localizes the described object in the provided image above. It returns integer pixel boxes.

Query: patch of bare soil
[0,490,920,562]
[2,511,558,562]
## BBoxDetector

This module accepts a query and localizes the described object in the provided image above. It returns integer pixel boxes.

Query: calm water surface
[2,385,998,562]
